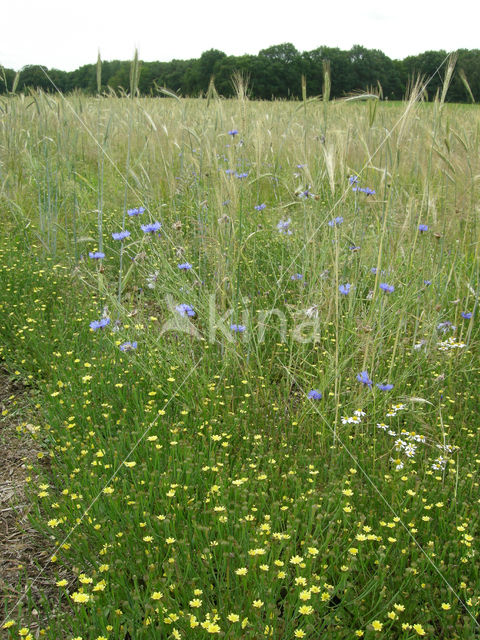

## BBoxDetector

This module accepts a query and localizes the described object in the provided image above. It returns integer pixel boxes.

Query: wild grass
[0,79,479,639]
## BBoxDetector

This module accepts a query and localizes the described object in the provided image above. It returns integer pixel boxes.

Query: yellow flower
[93,580,106,592]
[56,579,68,587]
[227,614,239,622]
[253,599,264,608]
[294,630,306,638]
[371,620,383,631]
[189,599,202,608]
[441,603,451,610]
[2,621,15,629]
[151,591,163,600]
[299,590,311,601]
[413,624,426,636]
[290,555,304,565]
[299,605,314,615]
[348,547,358,555]
[235,567,248,576]
[71,592,90,603]
[189,615,199,628]
[47,518,61,527]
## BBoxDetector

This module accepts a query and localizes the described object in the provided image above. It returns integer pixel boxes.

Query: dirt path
[0,373,63,633]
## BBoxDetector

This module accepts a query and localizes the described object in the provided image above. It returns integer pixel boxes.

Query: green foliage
[0,93,479,639]
[3,46,480,101]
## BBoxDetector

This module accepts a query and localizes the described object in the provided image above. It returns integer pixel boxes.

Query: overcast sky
[2,0,478,71]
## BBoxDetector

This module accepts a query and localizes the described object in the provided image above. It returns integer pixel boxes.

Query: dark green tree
[257,43,303,98]
[402,50,448,100]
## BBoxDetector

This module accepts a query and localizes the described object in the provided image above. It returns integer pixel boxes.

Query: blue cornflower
[376,383,393,391]
[356,371,373,387]
[228,129,238,136]
[424,280,432,286]
[371,267,378,274]
[349,175,359,185]
[339,283,352,295]
[176,304,195,317]
[90,317,110,330]
[178,262,193,270]
[225,169,234,175]
[307,389,322,400]
[291,273,303,280]
[418,224,428,232]
[277,218,292,235]
[360,187,375,196]
[235,171,248,179]
[380,283,394,293]
[254,203,266,211]
[127,206,145,217]
[328,216,344,227]
[230,323,246,333]
[112,230,131,241]
[89,251,105,259]
[350,245,361,251]
[141,221,162,233]
[119,341,138,352]
[437,321,455,333]
[461,311,473,319]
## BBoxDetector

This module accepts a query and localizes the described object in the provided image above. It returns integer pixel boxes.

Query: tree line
[1,44,479,102]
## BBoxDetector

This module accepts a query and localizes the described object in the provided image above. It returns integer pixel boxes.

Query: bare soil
[0,373,67,634]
